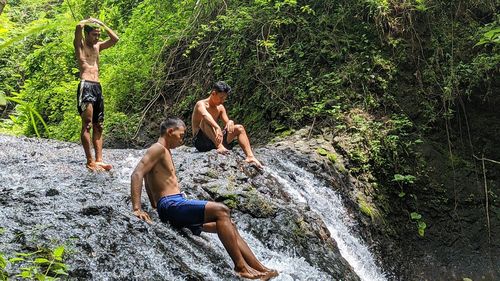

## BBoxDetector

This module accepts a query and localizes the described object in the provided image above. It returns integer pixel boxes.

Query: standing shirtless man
[131,118,278,280]
[191,81,263,168]
[74,18,119,171]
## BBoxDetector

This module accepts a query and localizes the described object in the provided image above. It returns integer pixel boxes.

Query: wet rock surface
[0,135,372,280]
[270,128,499,281]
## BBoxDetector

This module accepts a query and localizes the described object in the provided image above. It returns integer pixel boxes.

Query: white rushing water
[62,149,386,280]
[116,153,333,280]
[196,230,333,281]
[265,156,388,281]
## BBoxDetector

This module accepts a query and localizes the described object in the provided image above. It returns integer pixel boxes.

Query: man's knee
[214,202,231,218]
[81,118,92,131]
[234,124,246,134]
[93,122,103,132]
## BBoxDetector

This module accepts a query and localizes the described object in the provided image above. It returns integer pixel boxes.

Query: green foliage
[0,253,7,281]
[357,194,381,222]
[393,174,416,184]
[410,212,427,237]
[100,0,195,114]
[0,245,68,281]
[316,147,337,163]
[0,1,78,139]
[475,25,500,46]
[0,0,162,142]
[0,0,498,244]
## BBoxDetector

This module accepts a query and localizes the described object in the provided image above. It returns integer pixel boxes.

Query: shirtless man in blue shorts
[191,81,263,169]
[74,18,119,171]
[130,118,278,280]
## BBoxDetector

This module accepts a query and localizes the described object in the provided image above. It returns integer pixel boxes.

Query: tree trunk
[0,0,6,15]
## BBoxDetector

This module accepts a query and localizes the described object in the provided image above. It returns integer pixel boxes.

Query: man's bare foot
[260,269,278,281]
[216,146,230,155]
[236,268,265,280]
[86,162,105,172]
[95,161,113,171]
[244,156,263,169]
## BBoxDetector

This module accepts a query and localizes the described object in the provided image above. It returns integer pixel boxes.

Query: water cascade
[261,152,387,281]
[0,135,388,280]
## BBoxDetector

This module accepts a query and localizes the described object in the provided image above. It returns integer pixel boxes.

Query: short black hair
[160,118,185,136]
[212,81,231,94]
[84,24,99,34]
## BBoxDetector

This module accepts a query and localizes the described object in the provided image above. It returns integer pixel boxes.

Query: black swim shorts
[77,80,104,123]
[193,128,231,152]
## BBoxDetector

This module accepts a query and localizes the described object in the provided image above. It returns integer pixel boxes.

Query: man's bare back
[143,142,182,207]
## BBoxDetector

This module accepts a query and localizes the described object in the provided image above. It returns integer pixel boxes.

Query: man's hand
[78,19,92,26]
[214,126,223,147]
[89,17,104,26]
[225,120,234,134]
[133,210,152,224]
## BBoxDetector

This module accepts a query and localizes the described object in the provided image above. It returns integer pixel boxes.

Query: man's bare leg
[203,202,264,279]
[235,229,278,278]
[199,120,229,154]
[203,221,278,280]
[226,124,262,168]
[92,122,112,171]
[80,104,104,171]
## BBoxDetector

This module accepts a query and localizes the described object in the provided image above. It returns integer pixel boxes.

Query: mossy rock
[238,190,277,218]
[316,147,337,163]
[357,194,382,223]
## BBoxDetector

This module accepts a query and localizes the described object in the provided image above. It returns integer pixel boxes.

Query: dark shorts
[157,193,208,236]
[77,80,104,123]
[193,129,231,152]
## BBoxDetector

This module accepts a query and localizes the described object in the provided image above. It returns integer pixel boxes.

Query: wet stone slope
[0,135,363,280]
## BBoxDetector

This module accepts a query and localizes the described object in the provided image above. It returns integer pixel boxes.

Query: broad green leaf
[8,257,24,263]
[418,221,427,229]
[410,212,422,220]
[53,268,69,275]
[53,246,64,260]
[0,254,6,268]
[316,148,328,156]
[0,93,6,106]
[34,258,50,264]
[18,270,32,278]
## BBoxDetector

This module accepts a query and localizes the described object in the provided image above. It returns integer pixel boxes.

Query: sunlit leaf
[410,212,422,220]
[8,257,24,263]
[34,258,50,264]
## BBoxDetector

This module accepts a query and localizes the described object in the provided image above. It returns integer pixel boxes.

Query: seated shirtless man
[191,81,263,168]
[74,18,119,171]
[130,118,278,280]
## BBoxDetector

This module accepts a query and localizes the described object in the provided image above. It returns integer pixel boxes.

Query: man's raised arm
[74,19,91,60]
[90,18,119,51]
[130,145,163,223]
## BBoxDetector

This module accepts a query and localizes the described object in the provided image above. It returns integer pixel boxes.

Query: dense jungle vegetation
[0,0,499,278]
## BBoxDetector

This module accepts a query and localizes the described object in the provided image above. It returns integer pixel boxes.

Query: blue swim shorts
[157,193,208,235]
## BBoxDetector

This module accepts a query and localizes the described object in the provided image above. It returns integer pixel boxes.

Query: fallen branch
[473,154,500,165]
[480,155,491,244]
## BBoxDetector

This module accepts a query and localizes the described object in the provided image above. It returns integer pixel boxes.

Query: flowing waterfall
[0,135,376,280]
[116,153,334,280]
[263,154,388,281]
